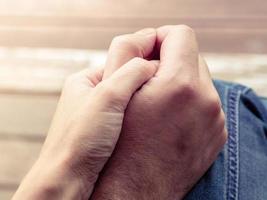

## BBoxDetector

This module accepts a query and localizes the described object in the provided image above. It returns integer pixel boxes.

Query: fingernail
[135,28,156,35]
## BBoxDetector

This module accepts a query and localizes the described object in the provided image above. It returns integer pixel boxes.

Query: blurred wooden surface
[0,48,267,199]
[0,0,267,199]
[0,0,266,53]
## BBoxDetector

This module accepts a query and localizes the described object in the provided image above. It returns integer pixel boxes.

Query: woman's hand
[12,58,157,200]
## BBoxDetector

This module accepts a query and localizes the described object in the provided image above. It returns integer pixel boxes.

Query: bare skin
[12,58,158,200]
[91,25,227,200]
[12,25,227,200]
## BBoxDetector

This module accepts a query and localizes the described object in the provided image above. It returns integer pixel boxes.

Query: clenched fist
[91,26,227,200]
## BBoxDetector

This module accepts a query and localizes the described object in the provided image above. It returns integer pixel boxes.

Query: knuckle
[176,79,198,99]
[206,95,222,118]
[111,35,142,56]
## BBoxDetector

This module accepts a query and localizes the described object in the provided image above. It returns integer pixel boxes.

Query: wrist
[13,150,94,200]
[92,171,185,200]
[91,164,158,200]
[90,151,186,200]
[91,176,144,200]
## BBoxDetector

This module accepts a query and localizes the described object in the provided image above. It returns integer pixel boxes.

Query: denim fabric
[261,97,267,110]
[184,80,267,200]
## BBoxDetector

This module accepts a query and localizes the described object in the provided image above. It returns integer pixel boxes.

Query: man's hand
[91,26,228,200]
[12,58,157,200]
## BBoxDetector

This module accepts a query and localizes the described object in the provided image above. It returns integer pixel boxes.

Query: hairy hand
[91,26,227,200]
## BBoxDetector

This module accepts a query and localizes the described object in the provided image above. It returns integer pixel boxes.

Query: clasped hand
[13,25,227,200]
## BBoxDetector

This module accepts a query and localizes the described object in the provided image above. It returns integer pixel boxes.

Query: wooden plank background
[0,0,267,199]
[0,0,266,53]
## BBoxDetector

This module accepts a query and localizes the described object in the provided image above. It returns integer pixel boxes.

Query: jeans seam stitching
[223,87,229,200]
[226,88,240,200]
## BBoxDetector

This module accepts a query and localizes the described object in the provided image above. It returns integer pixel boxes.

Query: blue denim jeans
[185,80,267,200]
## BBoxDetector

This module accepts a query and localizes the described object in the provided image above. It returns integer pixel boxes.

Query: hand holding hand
[12,56,157,200]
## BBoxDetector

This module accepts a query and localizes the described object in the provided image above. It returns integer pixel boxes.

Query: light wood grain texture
[0,0,266,52]
[0,140,42,200]
[0,0,266,17]
[0,140,41,184]
[207,54,267,96]
[0,190,14,200]
[0,27,266,53]
[0,48,105,94]
[0,94,57,139]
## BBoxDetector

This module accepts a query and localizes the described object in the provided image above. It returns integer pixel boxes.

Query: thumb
[103,28,157,79]
[97,57,158,111]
